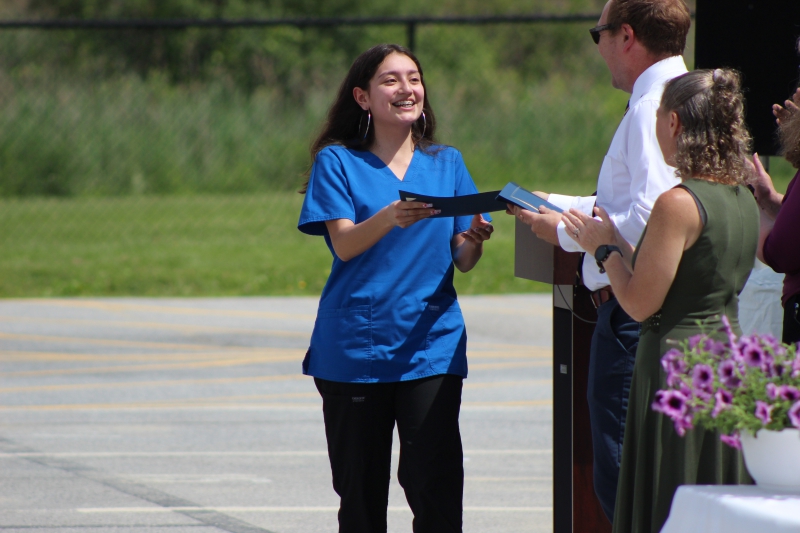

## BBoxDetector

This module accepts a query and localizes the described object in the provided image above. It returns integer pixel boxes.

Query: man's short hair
[608,0,691,58]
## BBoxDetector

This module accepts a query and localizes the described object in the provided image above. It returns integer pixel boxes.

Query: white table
[661,485,800,533]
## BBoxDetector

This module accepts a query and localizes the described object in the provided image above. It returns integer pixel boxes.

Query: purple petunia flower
[792,354,800,379]
[755,400,774,425]
[719,315,738,348]
[767,382,779,400]
[652,389,688,420]
[692,387,712,402]
[720,432,742,449]
[711,388,733,418]
[672,413,694,437]
[789,401,800,428]
[778,385,800,402]
[692,364,714,392]
[718,360,742,389]
[666,368,683,388]
[661,349,687,375]
[679,382,693,399]
[688,334,704,350]
[708,340,728,358]
[739,338,768,368]
[766,361,786,378]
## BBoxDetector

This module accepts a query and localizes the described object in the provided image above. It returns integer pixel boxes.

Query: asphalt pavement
[0,294,554,533]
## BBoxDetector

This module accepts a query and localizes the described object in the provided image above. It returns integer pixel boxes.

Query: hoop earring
[360,111,371,141]
[421,111,427,138]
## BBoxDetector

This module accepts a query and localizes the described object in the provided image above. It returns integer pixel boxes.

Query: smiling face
[353,52,424,133]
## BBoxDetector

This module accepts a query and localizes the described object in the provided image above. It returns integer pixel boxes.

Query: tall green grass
[0,72,625,197]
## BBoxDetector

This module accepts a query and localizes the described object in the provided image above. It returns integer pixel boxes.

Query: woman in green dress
[561,68,758,533]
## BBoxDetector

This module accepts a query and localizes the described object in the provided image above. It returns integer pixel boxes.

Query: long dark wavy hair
[300,44,438,193]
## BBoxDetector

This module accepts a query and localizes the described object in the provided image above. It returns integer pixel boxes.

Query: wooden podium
[514,219,611,533]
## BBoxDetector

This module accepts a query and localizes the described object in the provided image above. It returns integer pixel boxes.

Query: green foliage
[3,0,607,94]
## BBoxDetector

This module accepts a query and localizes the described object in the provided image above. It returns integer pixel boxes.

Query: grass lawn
[1,159,795,298]
[0,192,548,297]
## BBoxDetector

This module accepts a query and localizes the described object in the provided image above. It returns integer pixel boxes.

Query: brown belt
[590,285,616,308]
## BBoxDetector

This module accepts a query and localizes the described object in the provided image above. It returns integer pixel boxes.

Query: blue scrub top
[298,144,488,383]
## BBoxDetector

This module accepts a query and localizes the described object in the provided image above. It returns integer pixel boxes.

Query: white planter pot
[740,428,800,492]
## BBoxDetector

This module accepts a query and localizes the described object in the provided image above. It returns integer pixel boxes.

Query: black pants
[783,293,800,344]
[315,374,464,533]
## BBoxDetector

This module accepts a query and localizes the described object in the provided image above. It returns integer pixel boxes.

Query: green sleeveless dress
[611,179,758,533]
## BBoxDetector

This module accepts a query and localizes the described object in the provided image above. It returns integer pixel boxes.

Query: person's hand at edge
[773,87,800,125]
[747,153,783,220]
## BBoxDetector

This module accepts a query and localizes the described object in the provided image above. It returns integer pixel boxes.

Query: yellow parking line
[463,399,552,407]
[469,361,551,370]
[18,299,317,320]
[465,379,551,389]
[459,303,552,318]
[0,391,320,411]
[0,373,306,394]
[0,350,278,363]
[0,401,322,411]
[0,352,304,378]
[0,399,550,411]
[467,350,551,360]
[468,341,549,350]
[0,315,309,339]
[0,332,261,352]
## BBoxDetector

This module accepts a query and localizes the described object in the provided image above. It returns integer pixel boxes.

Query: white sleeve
[608,100,678,246]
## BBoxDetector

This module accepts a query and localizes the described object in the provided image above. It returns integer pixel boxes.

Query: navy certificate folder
[496,182,563,213]
[398,190,506,218]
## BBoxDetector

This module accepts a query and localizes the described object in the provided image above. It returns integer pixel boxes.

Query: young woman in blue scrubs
[298,44,493,533]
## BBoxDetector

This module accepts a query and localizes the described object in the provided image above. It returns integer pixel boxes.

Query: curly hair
[780,105,800,169]
[660,69,752,185]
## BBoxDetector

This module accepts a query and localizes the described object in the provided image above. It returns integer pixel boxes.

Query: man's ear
[620,23,636,53]
[353,87,370,111]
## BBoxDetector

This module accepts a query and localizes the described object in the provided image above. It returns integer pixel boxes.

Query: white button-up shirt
[547,55,688,291]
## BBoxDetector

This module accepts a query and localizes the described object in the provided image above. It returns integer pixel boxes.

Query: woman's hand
[561,206,618,256]
[385,200,440,228]
[452,214,493,273]
[773,87,800,125]
[326,200,439,262]
[460,214,494,245]
[747,154,783,220]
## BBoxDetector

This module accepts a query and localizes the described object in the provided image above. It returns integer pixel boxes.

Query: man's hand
[507,203,561,246]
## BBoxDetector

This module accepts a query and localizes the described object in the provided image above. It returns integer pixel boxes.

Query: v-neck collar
[366,149,418,183]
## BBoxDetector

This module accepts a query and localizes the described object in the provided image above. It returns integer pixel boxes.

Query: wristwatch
[594,244,622,274]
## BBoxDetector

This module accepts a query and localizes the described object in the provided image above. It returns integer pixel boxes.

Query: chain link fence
[0,10,648,297]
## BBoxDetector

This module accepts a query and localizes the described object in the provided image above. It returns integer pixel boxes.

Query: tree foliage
[1,0,608,96]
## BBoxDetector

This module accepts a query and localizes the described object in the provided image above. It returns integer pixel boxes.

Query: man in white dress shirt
[510,0,691,523]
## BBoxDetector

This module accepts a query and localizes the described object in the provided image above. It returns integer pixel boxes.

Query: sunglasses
[589,24,616,45]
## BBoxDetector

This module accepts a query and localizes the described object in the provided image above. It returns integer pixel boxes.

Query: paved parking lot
[0,295,554,533]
